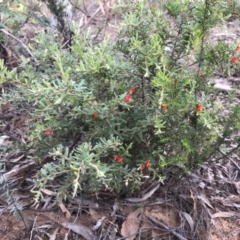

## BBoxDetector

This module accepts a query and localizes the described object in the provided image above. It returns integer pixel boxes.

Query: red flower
[45,129,53,135]
[235,45,240,51]
[161,104,168,111]
[231,56,238,63]
[196,103,203,112]
[113,155,123,163]
[125,95,133,102]
[128,88,136,95]
[92,112,98,119]
[141,160,151,170]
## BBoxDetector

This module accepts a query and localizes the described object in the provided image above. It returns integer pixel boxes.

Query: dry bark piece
[61,222,98,240]
[212,212,235,218]
[58,202,71,219]
[181,212,194,233]
[49,227,59,240]
[0,161,36,184]
[121,208,142,240]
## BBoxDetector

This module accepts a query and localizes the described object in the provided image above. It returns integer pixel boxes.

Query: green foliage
[1,0,240,201]
[0,173,26,225]
[0,59,17,85]
[0,1,28,30]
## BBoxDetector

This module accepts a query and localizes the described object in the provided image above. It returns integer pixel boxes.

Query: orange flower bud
[231,56,238,63]
[45,129,53,135]
[161,104,168,111]
[141,160,151,170]
[141,164,146,170]
[92,113,98,119]
[113,155,123,163]
[125,95,133,102]
[196,103,203,112]
[144,160,151,168]
[129,88,136,95]
[235,45,240,51]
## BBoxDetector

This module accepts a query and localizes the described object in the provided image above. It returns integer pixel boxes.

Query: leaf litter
[1,2,240,240]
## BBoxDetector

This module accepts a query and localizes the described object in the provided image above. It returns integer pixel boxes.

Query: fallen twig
[0,161,36,185]
[125,183,160,203]
[148,216,188,240]
[38,212,98,240]
[81,7,101,30]
[0,28,38,64]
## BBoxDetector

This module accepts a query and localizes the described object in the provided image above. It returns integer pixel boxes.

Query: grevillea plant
[1,0,240,201]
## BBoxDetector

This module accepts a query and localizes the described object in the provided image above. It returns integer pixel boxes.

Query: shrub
[1,0,240,201]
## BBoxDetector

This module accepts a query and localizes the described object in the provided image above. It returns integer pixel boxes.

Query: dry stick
[38,212,98,240]
[65,198,83,237]
[218,149,240,171]
[81,7,101,30]
[29,216,38,240]
[126,184,160,203]
[68,0,89,16]
[141,181,160,195]
[0,29,38,64]
[216,142,240,162]
[148,216,188,240]
[229,157,240,171]
[0,161,36,185]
